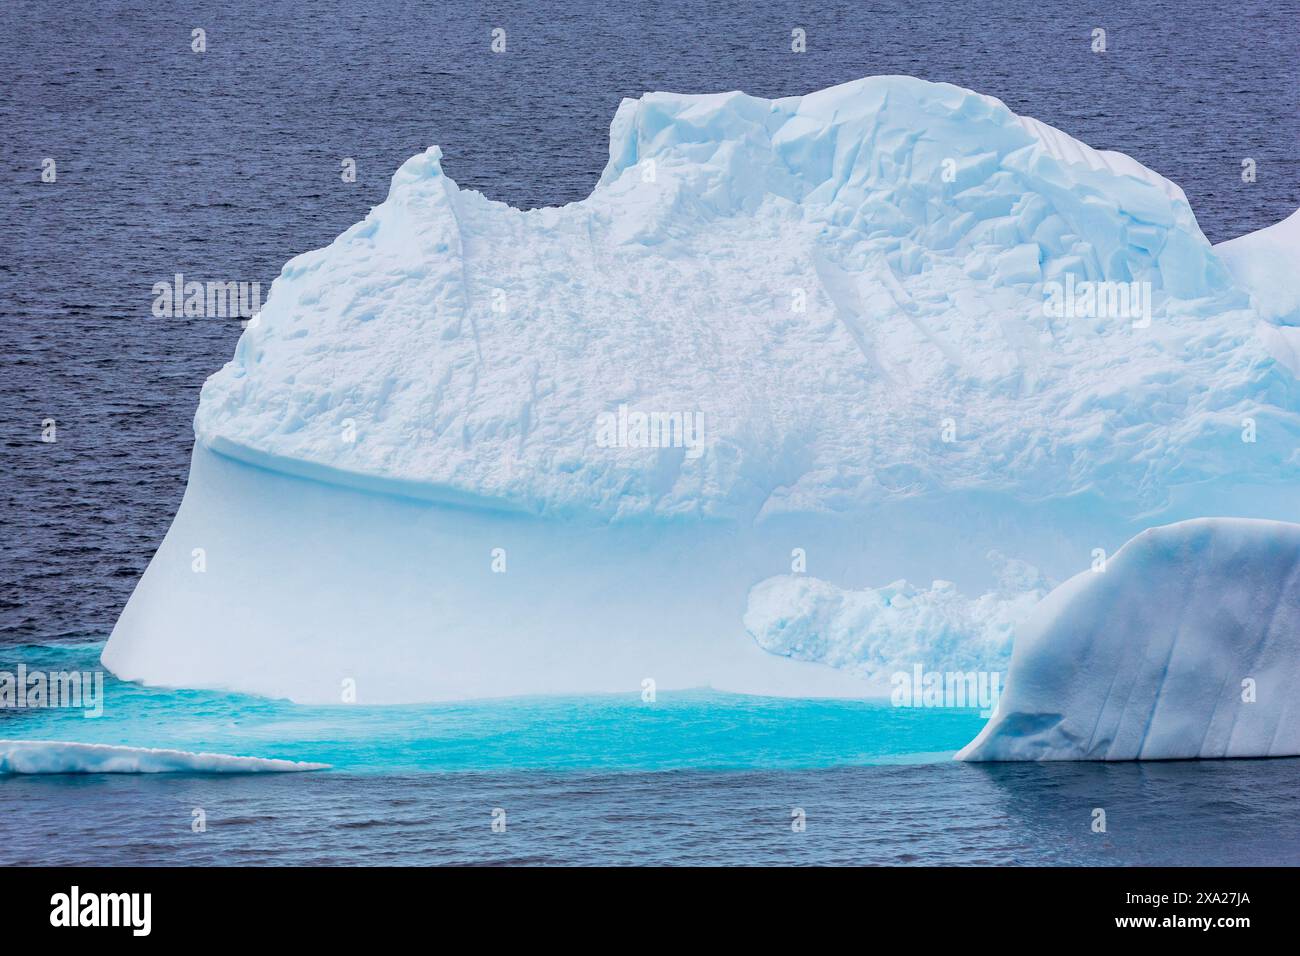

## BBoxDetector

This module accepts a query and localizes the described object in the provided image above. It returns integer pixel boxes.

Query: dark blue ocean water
[1,0,1299,865]
[7,759,1300,866]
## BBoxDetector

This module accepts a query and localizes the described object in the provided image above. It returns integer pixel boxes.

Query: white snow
[0,740,329,774]
[106,75,1300,705]
[957,518,1300,761]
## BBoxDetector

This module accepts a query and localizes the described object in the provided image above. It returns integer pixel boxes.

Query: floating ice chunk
[957,518,1300,761]
[0,740,329,774]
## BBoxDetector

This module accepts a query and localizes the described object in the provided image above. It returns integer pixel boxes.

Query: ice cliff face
[958,519,1300,761]
[195,75,1299,523]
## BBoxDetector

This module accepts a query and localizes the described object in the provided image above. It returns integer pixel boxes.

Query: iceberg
[0,740,329,774]
[105,76,1300,704]
[957,518,1300,761]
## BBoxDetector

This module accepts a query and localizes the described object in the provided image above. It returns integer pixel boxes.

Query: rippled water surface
[2,0,1298,865]
[2,645,1299,866]
[5,760,1300,866]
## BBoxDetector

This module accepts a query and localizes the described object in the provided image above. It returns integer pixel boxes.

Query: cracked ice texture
[193,75,1300,523]
[957,518,1300,761]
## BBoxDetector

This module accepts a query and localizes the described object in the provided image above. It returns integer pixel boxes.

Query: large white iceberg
[957,518,1300,761]
[105,76,1300,704]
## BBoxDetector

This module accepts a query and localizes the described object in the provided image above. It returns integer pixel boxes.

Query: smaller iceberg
[0,740,329,774]
[957,518,1300,761]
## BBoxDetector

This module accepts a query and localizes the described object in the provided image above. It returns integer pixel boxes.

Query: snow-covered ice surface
[0,740,329,774]
[106,75,1300,704]
[958,518,1300,761]
[193,75,1298,520]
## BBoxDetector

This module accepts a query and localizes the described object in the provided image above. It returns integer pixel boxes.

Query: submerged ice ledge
[0,740,329,774]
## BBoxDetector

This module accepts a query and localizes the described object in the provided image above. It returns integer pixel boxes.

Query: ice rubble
[105,76,1300,704]
[0,740,328,774]
[744,552,1048,680]
[958,519,1300,761]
